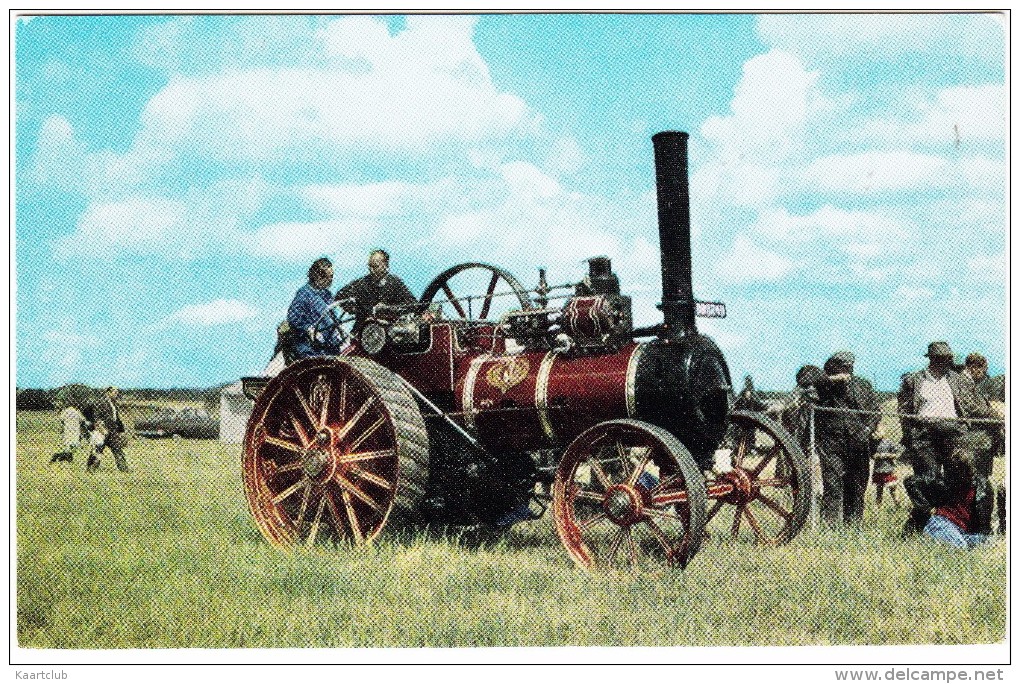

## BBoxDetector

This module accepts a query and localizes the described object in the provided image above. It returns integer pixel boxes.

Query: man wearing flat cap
[814,350,880,525]
[898,341,994,482]
[962,352,1005,478]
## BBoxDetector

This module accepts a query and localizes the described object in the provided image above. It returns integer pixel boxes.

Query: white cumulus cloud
[132,16,191,70]
[892,285,934,302]
[753,205,908,247]
[241,219,378,262]
[32,15,567,269]
[301,178,455,218]
[716,235,794,284]
[163,299,260,327]
[135,16,533,164]
[29,115,86,190]
[800,151,950,194]
[967,251,1006,283]
[500,161,562,200]
[756,14,1004,63]
[697,50,831,211]
[545,136,585,175]
[56,197,187,258]
[852,84,1006,150]
[39,327,100,381]
[701,50,822,164]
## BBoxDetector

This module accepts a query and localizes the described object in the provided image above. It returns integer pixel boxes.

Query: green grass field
[15,409,1006,649]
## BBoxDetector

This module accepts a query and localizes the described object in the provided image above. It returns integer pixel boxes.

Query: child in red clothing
[872,439,902,508]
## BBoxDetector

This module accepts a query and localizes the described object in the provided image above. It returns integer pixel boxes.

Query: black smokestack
[652,130,696,338]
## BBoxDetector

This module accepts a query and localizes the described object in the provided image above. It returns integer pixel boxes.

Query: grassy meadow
[15,408,1007,649]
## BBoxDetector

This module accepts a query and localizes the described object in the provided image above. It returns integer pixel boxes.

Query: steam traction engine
[241,132,811,572]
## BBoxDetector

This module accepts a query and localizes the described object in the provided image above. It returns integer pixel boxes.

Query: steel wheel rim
[242,358,402,548]
[705,410,809,545]
[553,420,706,572]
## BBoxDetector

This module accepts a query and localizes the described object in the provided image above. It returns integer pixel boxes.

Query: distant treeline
[16,385,229,411]
[19,386,899,411]
[15,388,56,410]
[124,387,225,403]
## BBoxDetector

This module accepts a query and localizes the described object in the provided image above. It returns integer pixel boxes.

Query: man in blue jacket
[286,257,345,360]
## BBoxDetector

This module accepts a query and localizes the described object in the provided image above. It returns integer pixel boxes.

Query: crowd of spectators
[757,341,1005,549]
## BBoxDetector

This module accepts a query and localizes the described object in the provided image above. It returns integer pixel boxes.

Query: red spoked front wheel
[242,356,429,549]
[552,419,707,572]
[704,410,810,545]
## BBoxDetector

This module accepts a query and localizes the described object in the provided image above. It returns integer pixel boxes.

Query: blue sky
[14,13,1006,390]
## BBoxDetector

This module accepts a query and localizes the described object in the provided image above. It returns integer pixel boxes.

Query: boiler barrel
[453,336,730,468]
[455,344,643,453]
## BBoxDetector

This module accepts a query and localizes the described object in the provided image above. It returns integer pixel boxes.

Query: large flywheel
[419,262,533,322]
[242,356,429,549]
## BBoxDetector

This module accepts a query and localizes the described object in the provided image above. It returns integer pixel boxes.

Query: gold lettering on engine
[485,357,530,393]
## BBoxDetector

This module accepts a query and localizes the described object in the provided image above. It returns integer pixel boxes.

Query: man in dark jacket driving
[335,249,416,335]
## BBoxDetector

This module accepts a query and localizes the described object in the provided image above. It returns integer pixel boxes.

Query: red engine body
[457,342,639,453]
[241,130,742,533]
[349,305,730,470]
[350,322,633,446]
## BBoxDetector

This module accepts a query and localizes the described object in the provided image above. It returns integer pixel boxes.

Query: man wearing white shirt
[898,341,993,479]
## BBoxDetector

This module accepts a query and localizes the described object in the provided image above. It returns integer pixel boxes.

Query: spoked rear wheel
[242,356,428,549]
[553,420,707,572]
[704,410,810,545]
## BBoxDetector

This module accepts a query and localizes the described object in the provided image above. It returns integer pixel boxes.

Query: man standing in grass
[85,386,129,473]
[771,364,824,454]
[898,342,994,480]
[814,351,880,526]
[961,352,1005,478]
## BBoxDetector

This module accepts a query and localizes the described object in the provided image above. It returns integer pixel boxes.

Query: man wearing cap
[769,364,824,454]
[964,352,1003,400]
[898,342,994,481]
[814,351,880,525]
[961,352,1005,478]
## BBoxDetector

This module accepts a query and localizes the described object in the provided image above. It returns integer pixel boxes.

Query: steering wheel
[310,300,355,350]
[419,262,533,322]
